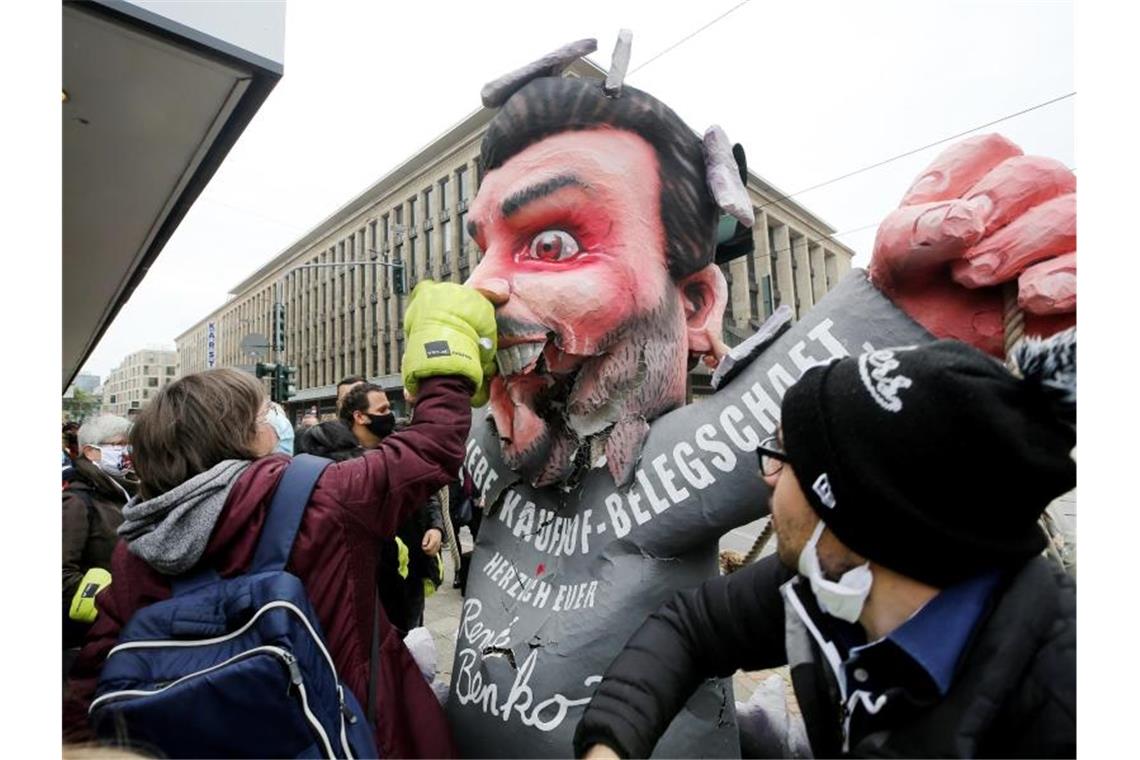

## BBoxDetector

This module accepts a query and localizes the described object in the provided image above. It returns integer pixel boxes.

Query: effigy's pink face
[467,129,690,486]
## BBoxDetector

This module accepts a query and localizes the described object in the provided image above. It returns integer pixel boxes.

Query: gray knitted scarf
[118,459,252,575]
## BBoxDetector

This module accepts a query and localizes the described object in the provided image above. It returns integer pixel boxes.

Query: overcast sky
[77,0,1074,381]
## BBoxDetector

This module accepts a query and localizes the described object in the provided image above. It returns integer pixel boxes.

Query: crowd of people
[59,297,1076,758]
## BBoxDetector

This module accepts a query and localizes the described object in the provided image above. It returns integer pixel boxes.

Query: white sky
[77,0,1074,380]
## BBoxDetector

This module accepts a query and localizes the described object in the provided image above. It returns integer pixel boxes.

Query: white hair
[78,414,132,449]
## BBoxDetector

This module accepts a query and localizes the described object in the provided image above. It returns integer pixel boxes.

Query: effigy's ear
[680,264,730,367]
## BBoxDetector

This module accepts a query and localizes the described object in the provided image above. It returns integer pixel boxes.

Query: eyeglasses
[756,435,788,478]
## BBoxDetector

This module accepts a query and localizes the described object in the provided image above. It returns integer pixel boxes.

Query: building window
[456,165,469,201]
[746,253,759,320]
[439,177,449,210]
[459,209,470,255]
[761,275,775,315]
[457,166,469,202]
[423,186,433,219]
[441,218,452,270]
[147,377,159,388]
[410,236,418,279]
[166,366,176,376]
[423,225,432,276]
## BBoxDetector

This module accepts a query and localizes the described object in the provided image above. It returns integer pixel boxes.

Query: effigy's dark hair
[480,76,718,280]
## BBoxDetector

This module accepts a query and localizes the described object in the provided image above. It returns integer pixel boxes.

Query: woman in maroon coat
[62,366,474,758]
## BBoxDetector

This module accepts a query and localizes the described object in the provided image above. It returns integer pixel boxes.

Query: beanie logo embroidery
[812,473,837,509]
[858,347,916,413]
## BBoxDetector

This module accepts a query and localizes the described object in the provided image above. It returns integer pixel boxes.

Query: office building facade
[101,348,179,417]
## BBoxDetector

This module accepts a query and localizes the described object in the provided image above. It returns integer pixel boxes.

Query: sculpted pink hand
[869,133,1076,356]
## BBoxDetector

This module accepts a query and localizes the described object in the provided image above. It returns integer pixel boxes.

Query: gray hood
[118,459,252,575]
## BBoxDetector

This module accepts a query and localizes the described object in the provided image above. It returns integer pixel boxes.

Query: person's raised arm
[334,282,497,538]
[574,554,793,758]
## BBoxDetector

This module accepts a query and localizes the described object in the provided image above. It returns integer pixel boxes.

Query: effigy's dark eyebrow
[501,175,587,219]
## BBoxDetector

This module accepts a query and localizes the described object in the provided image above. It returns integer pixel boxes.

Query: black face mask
[366,412,396,440]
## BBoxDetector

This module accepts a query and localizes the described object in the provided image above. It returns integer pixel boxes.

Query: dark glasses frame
[756,434,788,478]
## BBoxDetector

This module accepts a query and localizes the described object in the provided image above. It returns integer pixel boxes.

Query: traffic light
[273,303,286,352]
[255,362,278,379]
[276,365,298,403]
[392,260,406,296]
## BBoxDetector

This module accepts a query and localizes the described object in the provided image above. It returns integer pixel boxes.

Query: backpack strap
[251,454,332,573]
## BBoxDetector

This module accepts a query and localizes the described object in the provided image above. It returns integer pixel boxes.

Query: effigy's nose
[470,276,510,306]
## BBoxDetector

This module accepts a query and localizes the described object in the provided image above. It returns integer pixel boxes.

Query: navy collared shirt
[874,569,1004,694]
[793,569,1004,750]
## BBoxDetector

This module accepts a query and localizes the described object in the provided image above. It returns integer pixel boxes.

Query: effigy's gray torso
[446,272,933,758]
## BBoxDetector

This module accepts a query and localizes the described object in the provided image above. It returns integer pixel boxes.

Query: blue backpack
[89,454,379,758]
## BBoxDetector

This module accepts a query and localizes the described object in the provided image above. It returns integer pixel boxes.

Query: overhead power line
[755,92,1076,214]
[629,0,752,75]
[621,4,1073,225]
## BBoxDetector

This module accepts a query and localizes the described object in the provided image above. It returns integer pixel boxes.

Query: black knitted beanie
[780,333,1076,588]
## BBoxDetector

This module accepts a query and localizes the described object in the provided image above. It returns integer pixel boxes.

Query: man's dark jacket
[574,554,1075,758]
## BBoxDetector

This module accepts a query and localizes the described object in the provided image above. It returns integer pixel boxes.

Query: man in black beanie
[574,333,1076,759]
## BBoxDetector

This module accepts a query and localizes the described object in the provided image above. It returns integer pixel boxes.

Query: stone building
[101,348,179,417]
[176,59,853,417]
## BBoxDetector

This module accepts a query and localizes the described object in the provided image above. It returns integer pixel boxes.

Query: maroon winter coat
[63,377,471,758]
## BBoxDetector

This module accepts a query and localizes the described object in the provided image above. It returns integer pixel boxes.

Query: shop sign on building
[207,321,217,368]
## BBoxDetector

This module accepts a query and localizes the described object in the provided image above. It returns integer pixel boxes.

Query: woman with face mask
[62,415,140,675]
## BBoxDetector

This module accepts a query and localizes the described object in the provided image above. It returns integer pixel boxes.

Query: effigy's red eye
[528,230,580,261]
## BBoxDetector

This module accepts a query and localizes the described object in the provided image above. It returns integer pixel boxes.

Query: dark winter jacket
[296,418,447,632]
[295,418,363,461]
[575,554,1075,758]
[62,457,137,648]
[63,377,471,758]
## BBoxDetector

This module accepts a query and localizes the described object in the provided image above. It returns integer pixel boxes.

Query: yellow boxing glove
[402,281,498,406]
[69,567,111,624]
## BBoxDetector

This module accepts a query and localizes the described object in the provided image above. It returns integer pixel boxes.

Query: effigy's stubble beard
[491,291,689,489]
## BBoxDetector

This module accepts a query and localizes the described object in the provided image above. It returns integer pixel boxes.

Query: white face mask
[797,521,873,623]
[95,444,128,475]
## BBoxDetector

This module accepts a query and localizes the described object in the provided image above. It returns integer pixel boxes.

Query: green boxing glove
[402,281,498,406]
